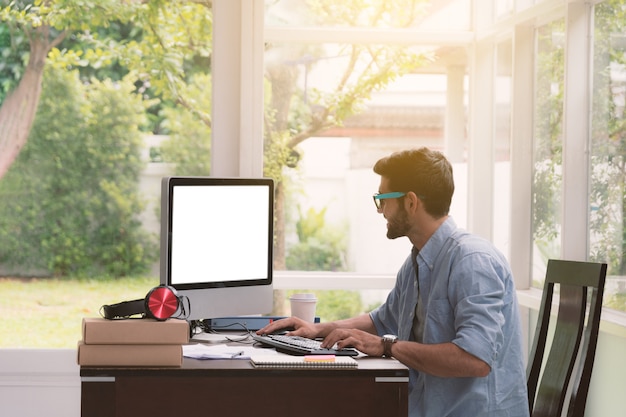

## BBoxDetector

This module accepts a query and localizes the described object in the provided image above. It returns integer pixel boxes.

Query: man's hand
[320,328,385,357]
[256,313,384,356]
[256,317,320,339]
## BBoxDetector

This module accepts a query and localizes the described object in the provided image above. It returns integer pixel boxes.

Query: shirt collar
[415,216,457,270]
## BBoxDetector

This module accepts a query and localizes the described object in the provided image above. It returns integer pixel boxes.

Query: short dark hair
[373,148,454,218]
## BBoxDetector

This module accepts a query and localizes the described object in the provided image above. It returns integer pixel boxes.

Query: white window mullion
[509,23,534,289]
[239,0,265,177]
[212,0,265,177]
[444,65,466,163]
[561,2,593,261]
[467,39,496,240]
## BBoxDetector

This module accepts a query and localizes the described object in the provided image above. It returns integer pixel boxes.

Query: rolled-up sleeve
[448,253,507,366]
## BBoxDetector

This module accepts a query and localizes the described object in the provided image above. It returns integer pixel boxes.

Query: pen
[230,351,245,358]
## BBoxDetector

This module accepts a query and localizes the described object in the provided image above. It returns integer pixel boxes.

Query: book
[250,354,358,369]
[77,341,182,367]
[82,317,189,345]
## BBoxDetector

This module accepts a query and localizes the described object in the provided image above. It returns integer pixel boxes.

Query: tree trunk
[0,25,64,179]
[266,61,298,316]
[272,181,288,315]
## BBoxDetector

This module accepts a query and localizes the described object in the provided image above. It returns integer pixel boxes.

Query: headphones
[101,285,190,321]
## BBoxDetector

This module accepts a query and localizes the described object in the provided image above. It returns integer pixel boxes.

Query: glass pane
[0,3,212,347]
[590,1,626,312]
[264,2,472,317]
[266,0,471,31]
[496,0,513,18]
[532,20,565,288]
[264,2,470,291]
[264,39,467,282]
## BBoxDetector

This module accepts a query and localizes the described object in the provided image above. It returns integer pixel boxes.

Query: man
[257,148,529,417]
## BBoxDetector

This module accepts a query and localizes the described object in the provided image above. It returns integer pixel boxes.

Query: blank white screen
[170,185,270,285]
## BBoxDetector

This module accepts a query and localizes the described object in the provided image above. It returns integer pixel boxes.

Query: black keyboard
[253,334,359,356]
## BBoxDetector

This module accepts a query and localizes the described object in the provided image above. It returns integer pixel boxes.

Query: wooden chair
[527,259,607,417]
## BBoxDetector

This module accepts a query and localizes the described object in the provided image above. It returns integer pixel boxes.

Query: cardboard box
[82,317,189,345]
[77,341,182,367]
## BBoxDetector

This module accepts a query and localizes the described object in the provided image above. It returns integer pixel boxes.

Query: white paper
[183,344,277,360]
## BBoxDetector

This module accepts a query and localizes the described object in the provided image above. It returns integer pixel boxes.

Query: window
[590,0,626,311]
[263,1,472,311]
[3,0,626,351]
[531,19,565,287]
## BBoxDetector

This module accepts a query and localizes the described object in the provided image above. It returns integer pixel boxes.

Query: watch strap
[383,335,397,357]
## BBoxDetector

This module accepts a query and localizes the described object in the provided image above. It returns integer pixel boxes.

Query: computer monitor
[159,176,274,321]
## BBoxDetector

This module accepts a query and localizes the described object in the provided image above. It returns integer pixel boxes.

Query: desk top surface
[80,345,409,378]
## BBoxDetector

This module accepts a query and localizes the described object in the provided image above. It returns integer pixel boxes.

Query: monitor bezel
[159,176,274,292]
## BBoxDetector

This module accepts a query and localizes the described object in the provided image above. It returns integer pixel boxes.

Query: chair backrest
[526,259,607,417]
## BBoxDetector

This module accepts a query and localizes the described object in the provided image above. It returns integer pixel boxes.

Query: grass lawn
[0,276,160,348]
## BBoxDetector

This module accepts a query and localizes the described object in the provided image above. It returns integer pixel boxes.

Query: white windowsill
[273,270,397,290]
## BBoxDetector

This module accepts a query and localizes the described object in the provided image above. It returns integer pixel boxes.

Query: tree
[257,0,432,315]
[1,0,432,286]
[286,206,347,271]
[0,0,212,178]
[531,20,565,266]
[589,0,626,276]
[159,73,212,175]
[532,1,626,286]
[263,0,432,274]
[0,1,66,178]
[0,67,155,277]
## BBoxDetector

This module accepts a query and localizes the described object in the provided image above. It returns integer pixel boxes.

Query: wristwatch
[382,334,398,357]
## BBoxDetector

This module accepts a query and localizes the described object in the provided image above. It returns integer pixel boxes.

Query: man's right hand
[256,316,321,339]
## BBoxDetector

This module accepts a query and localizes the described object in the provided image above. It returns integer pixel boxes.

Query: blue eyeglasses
[372,192,406,210]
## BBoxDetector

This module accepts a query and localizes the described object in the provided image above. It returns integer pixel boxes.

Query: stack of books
[77,317,189,367]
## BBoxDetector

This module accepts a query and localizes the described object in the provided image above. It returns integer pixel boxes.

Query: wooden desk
[81,356,409,417]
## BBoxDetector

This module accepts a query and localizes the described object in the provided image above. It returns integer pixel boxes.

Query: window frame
[212,0,626,329]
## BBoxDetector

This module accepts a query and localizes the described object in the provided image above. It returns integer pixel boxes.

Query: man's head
[373,148,454,219]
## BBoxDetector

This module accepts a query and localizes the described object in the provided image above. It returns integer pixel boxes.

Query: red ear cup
[101,285,187,320]
[145,285,180,320]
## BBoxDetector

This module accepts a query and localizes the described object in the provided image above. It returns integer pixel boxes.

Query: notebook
[250,354,358,369]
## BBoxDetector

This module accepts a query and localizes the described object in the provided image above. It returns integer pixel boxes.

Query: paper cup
[289,293,317,322]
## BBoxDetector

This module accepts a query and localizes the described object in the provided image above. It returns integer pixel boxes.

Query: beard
[386,206,411,239]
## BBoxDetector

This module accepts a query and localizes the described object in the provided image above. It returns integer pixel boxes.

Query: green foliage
[531,20,565,261]
[0,20,30,104]
[1,0,212,134]
[588,0,626,275]
[0,67,157,277]
[295,206,328,242]
[606,291,626,312]
[287,238,345,271]
[96,0,212,133]
[531,2,626,278]
[286,206,346,271]
[159,73,212,175]
[307,0,428,27]
[263,0,432,181]
[287,289,363,322]
[263,0,432,270]
[314,290,363,321]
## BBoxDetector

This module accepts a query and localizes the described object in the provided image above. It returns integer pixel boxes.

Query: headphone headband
[101,285,189,321]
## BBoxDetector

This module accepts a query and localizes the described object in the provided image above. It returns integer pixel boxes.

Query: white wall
[0,349,80,417]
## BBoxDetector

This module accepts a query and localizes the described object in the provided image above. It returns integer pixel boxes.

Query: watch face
[383,334,398,342]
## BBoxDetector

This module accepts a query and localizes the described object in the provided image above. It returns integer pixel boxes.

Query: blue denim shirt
[370,217,529,417]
